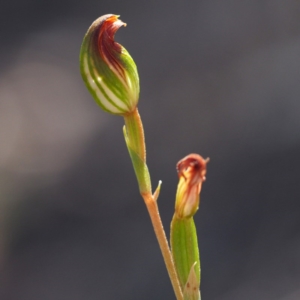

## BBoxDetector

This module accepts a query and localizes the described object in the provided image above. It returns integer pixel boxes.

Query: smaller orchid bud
[175,154,209,219]
[171,154,208,297]
[80,14,139,115]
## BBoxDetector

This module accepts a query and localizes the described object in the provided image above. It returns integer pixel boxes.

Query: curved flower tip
[80,14,139,115]
[175,154,209,219]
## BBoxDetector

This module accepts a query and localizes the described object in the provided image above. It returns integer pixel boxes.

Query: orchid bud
[171,154,209,297]
[175,154,209,219]
[80,14,139,115]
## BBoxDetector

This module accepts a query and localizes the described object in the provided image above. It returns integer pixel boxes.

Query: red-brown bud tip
[98,15,127,80]
[177,154,209,182]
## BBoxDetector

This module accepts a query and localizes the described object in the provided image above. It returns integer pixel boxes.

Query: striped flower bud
[175,154,209,219]
[80,14,139,115]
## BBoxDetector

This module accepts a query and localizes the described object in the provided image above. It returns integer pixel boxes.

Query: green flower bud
[80,14,139,115]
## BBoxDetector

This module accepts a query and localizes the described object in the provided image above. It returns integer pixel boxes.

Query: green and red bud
[171,154,208,298]
[80,14,139,115]
[175,154,209,219]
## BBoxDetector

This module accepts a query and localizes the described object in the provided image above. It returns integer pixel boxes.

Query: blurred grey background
[1,1,300,299]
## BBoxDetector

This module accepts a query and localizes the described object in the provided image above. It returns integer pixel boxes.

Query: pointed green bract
[170,216,200,291]
[183,263,201,300]
[80,14,139,115]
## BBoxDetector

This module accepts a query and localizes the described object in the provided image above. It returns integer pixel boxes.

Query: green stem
[123,108,183,300]
[124,108,146,162]
[123,109,151,194]
[142,193,183,300]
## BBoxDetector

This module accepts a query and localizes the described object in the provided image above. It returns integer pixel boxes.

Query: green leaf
[170,216,200,291]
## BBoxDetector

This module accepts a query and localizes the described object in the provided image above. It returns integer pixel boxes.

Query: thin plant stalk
[124,109,183,300]
[142,192,183,300]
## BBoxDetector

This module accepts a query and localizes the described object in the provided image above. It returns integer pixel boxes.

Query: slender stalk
[124,108,183,300]
[124,109,146,162]
[142,192,183,300]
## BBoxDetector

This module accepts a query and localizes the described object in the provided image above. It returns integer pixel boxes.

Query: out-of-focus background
[1,1,300,299]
